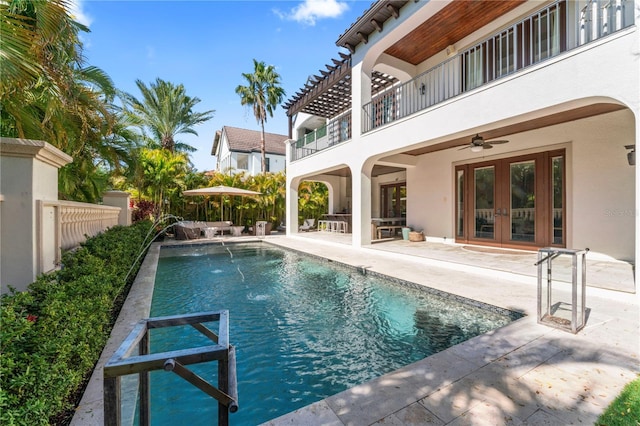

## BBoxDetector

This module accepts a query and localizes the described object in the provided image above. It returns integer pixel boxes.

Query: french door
[455,150,565,249]
[380,182,406,218]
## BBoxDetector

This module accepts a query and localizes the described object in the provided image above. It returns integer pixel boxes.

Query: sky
[72,0,372,172]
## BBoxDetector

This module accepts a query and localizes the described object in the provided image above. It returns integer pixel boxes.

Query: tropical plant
[206,170,252,223]
[121,79,215,154]
[1,0,87,138]
[251,172,286,224]
[298,181,329,225]
[235,59,286,173]
[137,148,189,218]
[0,0,137,202]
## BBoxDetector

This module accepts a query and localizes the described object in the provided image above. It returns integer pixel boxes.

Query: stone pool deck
[72,234,638,425]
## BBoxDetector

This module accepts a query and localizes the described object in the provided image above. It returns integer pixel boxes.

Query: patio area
[292,231,636,294]
[71,232,638,425]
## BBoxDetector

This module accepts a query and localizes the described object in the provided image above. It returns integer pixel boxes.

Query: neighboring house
[212,126,288,175]
[283,0,638,264]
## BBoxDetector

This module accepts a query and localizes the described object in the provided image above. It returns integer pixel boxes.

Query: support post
[218,348,230,426]
[103,376,121,426]
[139,330,150,426]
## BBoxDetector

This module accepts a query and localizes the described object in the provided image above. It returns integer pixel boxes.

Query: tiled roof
[221,126,288,155]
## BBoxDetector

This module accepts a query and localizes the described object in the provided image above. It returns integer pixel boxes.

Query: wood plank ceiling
[284,1,525,119]
[385,0,526,65]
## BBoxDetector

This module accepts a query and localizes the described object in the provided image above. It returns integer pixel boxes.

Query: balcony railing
[363,0,634,133]
[290,109,352,161]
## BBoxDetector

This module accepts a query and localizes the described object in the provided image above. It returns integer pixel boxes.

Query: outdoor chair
[174,222,201,240]
[299,218,315,232]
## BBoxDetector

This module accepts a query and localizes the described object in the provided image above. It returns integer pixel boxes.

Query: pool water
[148,243,518,425]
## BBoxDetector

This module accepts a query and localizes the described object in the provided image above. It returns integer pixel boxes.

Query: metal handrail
[103,310,238,426]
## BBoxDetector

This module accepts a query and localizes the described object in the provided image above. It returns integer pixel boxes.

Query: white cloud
[276,0,349,26]
[68,0,92,27]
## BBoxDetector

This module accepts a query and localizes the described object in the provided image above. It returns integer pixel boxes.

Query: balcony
[290,110,352,161]
[363,0,635,133]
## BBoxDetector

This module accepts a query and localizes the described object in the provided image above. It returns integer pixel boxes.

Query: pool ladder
[103,310,238,425]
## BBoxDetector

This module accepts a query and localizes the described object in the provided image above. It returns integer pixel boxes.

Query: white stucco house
[212,126,287,175]
[283,0,638,265]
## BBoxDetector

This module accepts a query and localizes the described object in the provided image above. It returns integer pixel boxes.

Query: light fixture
[470,134,484,152]
[419,83,426,95]
[625,145,635,166]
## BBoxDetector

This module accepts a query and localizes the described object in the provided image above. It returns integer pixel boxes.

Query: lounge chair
[299,218,315,232]
[205,221,234,235]
[174,222,201,240]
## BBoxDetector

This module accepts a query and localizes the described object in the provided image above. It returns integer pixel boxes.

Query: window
[237,154,248,170]
[265,157,270,172]
[340,118,350,142]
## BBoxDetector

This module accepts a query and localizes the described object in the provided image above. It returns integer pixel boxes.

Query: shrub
[132,200,156,222]
[0,221,153,425]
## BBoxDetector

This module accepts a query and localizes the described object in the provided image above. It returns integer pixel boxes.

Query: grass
[596,375,640,426]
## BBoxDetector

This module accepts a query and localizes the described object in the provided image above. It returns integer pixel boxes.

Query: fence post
[0,137,72,293]
[103,375,121,426]
[103,190,131,226]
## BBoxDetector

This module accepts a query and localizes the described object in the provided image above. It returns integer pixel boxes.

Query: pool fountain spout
[124,214,183,284]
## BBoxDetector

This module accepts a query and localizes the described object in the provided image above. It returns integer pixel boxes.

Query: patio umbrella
[183,185,261,221]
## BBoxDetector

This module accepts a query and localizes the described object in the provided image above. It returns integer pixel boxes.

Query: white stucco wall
[286,2,638,261]
[571,110,636,260]
[247,152,286,175]
[1,138,71,293]
[409,110,635,260]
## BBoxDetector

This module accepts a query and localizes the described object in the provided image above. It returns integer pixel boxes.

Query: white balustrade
[38,200,121,272]
[57,201,120,250]
[475,209,494,222]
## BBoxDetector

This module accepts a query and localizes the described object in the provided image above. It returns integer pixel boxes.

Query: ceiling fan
[459,134,509,152]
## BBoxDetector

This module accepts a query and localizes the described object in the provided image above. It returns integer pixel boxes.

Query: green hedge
[0,221,153,425]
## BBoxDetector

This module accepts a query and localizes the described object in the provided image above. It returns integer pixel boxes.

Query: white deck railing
[363,0,634,133]
[37,200,121,273]
[291,110,352,161]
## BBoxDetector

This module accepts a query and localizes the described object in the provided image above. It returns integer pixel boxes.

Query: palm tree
[122,78,215,154]
[298,181,329,224]
[138,148,189,218]
[0,0,135,202]
[235,59,285,173]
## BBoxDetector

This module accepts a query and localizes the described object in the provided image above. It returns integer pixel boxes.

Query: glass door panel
[474,166,495,239]
[381,183,406,218]
[456,169,464,237]
[456,150,565,249]
[390,187,398,217]
[509,161,536,242]
[552,156,564,245]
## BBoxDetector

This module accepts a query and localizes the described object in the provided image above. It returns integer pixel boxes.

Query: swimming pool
[148,242,520,425]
